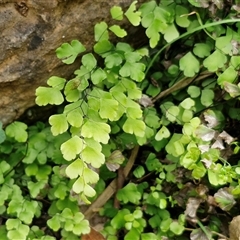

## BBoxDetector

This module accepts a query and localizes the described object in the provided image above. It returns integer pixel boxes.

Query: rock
[0,0,146,126]
[229,215,240,240]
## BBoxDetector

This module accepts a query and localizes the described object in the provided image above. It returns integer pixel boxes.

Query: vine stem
[145,18,240,76]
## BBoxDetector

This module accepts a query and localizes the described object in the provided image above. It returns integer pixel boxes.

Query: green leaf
[215,35,233,55]
[94,22,109,41]
[123,118,146,137]
[217,66,238,87]
[82,53,97,71]
[187,86,201,98]
[179,52,200,77]
[72,177,85,194]
[91,68,107,84]
[64,79,81,102]
[83,167,99,184]
[65,159,84,179]
[61,136,84,161]
[120,62,145,82]
[5,121,28,142]
[117,183,141,204]
[109,25,127,38]
[81,145,105,168]
[35,87,64,106]
[105,53,123,68]
[47,76,66,90]
[155,126,170,141]
[125,1,141,26]
[203,50,227,72]
[66,108,83,128]
[201,89,214,107]
[47,215,61,232]
[81,120,110,144]
[133,166,145,178]
[83,184,96,198]
[49,114,68,136]
[170,221,185,235]
[175,5,190,28]
[56,40,86,64]
[99,98,119,121]
[193,43,211,58]
[94,40,113,55]
[163,23,179,43]
[146,19,161,48]
[110,6,123,20]
[72,219,90,235]
[180,98,195,109]
[166,106,179,122]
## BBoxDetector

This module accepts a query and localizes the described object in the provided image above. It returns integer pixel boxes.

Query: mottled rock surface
[0,0,145,125]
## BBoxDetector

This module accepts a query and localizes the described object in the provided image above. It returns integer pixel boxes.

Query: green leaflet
[81,120,110,144]
[203,49,227,72]
[56,40,86,64]
[110,6,123,20]
[123,118,146,137]
[125,1,141,26]
[179,52,200,77]
[60,136,84,161]
[35,87,64,106]
[49,114,68,136]
[47,76,66,90]
[109,25,127,38]
[5,121,28,143]
[65,159,84,179]
[94,22,109,41]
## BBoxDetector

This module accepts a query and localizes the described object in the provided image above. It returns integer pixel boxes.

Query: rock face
[0,0,144,126]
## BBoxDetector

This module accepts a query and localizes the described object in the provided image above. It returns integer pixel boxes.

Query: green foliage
[1,0,240,239]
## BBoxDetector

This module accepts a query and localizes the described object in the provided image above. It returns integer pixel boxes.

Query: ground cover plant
[1,0,240,239]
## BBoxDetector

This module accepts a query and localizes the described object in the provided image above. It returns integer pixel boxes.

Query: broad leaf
[110,6,123,20]
[117,183,141,204]
[163,23,179,43]
[193,43,211,58]
[91,68,107,84]
[123,118,146,137]
[81,53,97,71]
[61,136,84,161]
[47,76,66,90]
[81,120,110,144]
[203,50,227,72]
[65,159,84,179]
[105,53,123,68]
[125,1,141,26]
[99,98,119,121]
[56,40,86,64]
[109,25,127,38]
[5,121,28,143]
[94,40,113,55]
[66,108,83,128]
[81,145,105,168]
[49,114,68,136]
[36,87,64,106]
[155,126,170,141]
[217,66,238,87]
[179,52,200,77]
[94,22,109,41]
